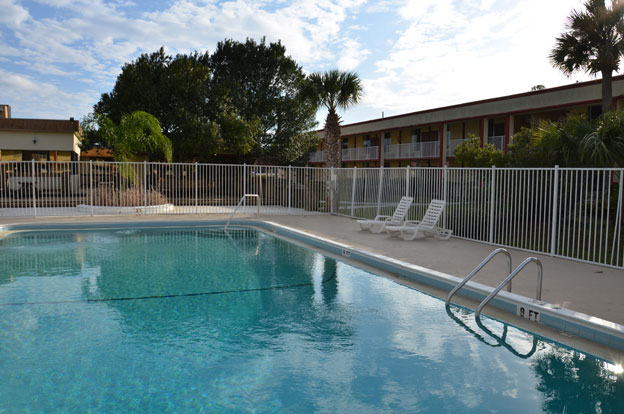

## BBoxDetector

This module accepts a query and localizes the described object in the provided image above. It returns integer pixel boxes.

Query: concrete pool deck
[1,213,622,328]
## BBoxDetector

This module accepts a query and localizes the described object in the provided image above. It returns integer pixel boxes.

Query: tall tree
[302,70,363,168]
[550,0,624,113]
[94,48,256,161]
[209,38,319,164]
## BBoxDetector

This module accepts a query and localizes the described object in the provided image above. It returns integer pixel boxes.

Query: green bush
[455,135,506,167]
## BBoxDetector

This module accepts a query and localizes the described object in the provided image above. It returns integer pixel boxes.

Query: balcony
[342,146,379,161]
[309,150,325,163]
[384,141,440,159]
[488,135,505,152]
[447,139,466,157]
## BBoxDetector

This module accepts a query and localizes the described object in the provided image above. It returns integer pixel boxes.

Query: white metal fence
[334,166,624,269]
[1,161,622,268]
[0,161,330,217]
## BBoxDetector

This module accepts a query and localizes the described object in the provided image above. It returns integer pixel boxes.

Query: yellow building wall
[54,151,72,161]
[465,119,480,137]
[0,149,22,161]
[386,130,400,145]
[401,128,413,143]
[568,105,587,116]
[448,123,463,139]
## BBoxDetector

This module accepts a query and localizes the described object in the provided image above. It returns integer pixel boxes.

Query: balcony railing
[309,151,325,163]
[342,146,379,161]
[384,141,440,159]
[447,139,466,157]
[312,136,505,163]
[488,135,505,152]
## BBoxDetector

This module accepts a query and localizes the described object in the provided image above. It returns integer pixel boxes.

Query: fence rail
[1,161,622,268]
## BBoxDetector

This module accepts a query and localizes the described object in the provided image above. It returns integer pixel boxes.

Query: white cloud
[0,69,94,118]
[0,0,30,26]
[0,0,596,125]
[358,0,591,117]
[337,38,370,71]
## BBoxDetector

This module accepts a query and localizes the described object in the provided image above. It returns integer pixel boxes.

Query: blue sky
[1,0,591,127]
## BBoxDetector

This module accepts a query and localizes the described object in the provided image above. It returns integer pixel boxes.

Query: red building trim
[329,97,610,138]
[504,114,510,152]
[479,118,485,148]
[439,124,445,167]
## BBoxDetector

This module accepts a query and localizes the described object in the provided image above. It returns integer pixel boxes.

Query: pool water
[0,227,622,413]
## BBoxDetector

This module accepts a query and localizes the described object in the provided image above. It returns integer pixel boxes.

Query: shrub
[92,186,168,207]
[455,135,505,167]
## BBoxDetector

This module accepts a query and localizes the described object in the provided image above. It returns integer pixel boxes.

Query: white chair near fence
[386,199,452,241]
[357,196,413,234]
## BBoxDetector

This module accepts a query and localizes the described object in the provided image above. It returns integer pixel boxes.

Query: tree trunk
[323,110,342,168]
[601,70,613,113]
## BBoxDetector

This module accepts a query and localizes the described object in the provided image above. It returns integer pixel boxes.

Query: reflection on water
[533,349,624,413]
[445,304,623,413]
[0,228,622,413]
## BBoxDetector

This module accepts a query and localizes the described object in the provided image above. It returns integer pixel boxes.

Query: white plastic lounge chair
[357,196,413,234]
[386,199,452,241]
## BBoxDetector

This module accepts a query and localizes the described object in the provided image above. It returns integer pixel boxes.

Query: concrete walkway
[1,213,622,326]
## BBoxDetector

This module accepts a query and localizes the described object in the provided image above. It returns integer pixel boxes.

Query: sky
[0,0,593,127]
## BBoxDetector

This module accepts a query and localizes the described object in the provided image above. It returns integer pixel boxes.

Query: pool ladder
[225,194,260,231]
[446,248,543,319]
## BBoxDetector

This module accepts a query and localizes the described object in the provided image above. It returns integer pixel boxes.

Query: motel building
[0,104,81,162]
[309,76,624,168]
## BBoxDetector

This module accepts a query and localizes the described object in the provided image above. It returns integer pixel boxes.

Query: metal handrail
[224,194,260,230]
[475,257,543,319]
[445,248,512,306]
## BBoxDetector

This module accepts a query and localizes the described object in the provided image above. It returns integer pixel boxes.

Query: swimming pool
[0,226,622,413]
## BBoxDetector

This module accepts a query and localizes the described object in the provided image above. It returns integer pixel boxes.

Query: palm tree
[550,0,624,113]
[579,110,624,166]
[303,70,363,168]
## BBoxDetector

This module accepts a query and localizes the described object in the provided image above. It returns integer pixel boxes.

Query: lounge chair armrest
[404,220,422,225]
[373,215,392,221]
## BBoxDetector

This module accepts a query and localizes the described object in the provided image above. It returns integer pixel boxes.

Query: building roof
[323,75,624,136]
[0,118,81,133]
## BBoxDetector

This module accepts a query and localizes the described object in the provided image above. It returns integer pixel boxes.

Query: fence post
[442,165,448,229]
[489,165,496,244]
[194,162,198,215]
[143,160,147,215]
[376,166,384,217]
[350,166,357,217]
[405,165,410,197]
[288,165,292,215]
[550,165,560,256]
[243,163,247,208]
[330,167,335,214]
[89,160,94,216]
[615,169,624,268]
[31,159,36,218]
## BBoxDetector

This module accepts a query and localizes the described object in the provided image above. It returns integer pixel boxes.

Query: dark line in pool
[0,270,337,307]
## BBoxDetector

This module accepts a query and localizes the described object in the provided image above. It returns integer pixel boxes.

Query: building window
[488,119,505,136]
[342,138,349,150]
[411,129,421,144]
[422,129,438,142]
[363,135,370,147]
[384,132,391,147]
[588,105,602,121]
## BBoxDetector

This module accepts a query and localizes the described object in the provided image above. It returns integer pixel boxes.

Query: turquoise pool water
[0,227,622,413]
